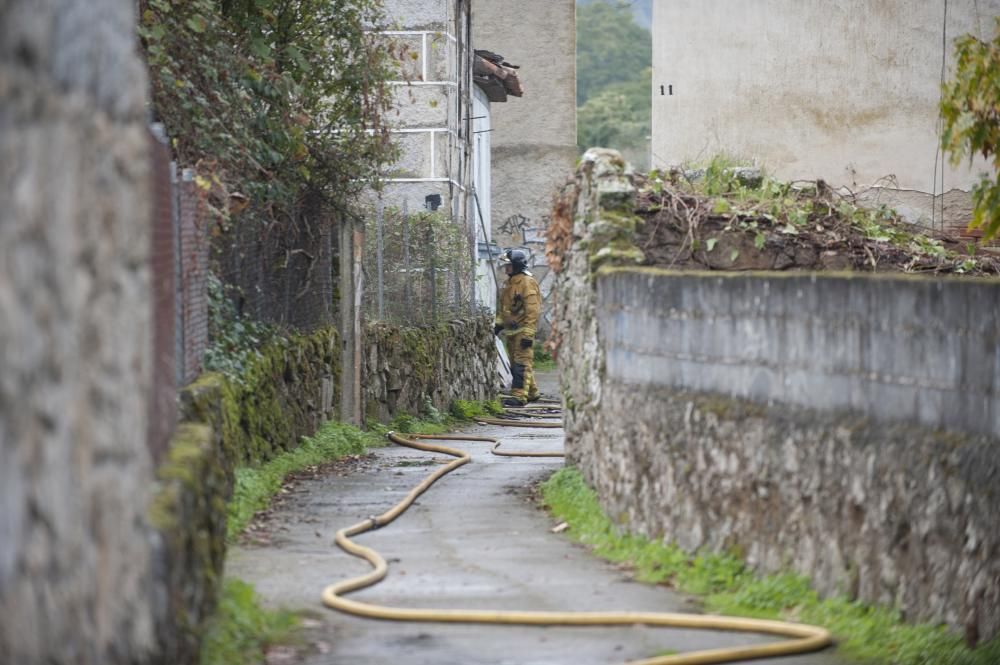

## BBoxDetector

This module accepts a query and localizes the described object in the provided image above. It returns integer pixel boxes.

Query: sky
[577,0,651,29]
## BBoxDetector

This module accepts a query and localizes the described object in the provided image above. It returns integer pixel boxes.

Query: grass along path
[203,399,502,665]
[542,468,1000,665]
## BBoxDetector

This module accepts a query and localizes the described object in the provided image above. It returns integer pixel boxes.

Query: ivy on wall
[139,0,401,225]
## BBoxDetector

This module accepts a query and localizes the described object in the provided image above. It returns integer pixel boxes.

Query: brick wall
[148,127,177,466]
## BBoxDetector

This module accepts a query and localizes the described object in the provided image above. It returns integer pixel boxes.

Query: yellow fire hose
[321,413,832,665]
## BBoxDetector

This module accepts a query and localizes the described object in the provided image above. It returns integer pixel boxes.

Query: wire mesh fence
[363,199,478,325]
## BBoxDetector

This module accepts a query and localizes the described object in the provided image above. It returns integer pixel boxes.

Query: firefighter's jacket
[497,272,541,338]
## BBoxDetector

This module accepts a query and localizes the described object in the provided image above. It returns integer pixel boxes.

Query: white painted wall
[652,0,999,227]
[380,0,472,225]
[471,86,498,311]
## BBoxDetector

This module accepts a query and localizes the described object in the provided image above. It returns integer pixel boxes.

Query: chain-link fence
[363,200,479,325]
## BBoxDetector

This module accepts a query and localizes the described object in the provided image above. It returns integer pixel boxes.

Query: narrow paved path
[226,377,847,665]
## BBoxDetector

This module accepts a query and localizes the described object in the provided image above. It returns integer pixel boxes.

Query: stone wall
[363,316,499,422]
[151,327,340,662]
[0,1,158,663]
[152,317,494,661]
[554,150,1000,644]
[582,384,1000,643]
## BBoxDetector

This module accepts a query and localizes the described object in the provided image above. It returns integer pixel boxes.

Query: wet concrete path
[226,377,847,665]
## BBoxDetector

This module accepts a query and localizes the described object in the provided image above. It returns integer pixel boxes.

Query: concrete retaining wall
[599,270,1000,440]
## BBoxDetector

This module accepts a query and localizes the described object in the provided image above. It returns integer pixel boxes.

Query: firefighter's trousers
[506,332,539,403]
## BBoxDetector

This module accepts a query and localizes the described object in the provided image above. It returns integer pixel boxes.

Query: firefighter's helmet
[500,248,529,272]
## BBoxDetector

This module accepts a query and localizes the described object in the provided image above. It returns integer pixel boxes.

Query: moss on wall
[148,422,229,663]
[151,327,339,663]
[150,318,494,661]
[362,316,498,422]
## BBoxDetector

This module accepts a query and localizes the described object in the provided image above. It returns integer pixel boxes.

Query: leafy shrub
[200,579,299,665]
[941,17,1000,241]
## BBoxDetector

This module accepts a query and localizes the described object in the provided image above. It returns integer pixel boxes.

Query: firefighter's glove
[493,323,504,336]
[520,337,534,350]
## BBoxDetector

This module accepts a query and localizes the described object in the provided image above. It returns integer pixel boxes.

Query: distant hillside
[576,0,652,168]
[577,0,651,29]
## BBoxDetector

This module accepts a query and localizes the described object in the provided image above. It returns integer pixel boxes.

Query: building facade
[377,0,576,324]
[652,0,999,232]
[378,0,475,277]
[472,0,577,337]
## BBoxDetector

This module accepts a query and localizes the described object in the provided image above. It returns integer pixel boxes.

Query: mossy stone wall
[362,316,499,422]
[149,317,494,660]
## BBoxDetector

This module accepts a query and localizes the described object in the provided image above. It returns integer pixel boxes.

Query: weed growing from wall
[942,17,1000,242]
[227,421,384,539]
[641,156,999,275]
[200,579,299,665]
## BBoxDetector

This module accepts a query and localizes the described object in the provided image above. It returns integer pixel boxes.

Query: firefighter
[494,248,541,407]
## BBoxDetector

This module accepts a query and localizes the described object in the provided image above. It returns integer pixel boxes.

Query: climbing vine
[363,209,475,323]
[139,0,400,222]
[203,273,278,381]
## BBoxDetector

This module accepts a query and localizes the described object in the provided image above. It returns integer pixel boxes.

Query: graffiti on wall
[498,213,549,251]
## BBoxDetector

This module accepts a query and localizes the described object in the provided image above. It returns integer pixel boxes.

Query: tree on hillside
[577,68,651,154]
[576,1,651,106]
[941,17,1000,241]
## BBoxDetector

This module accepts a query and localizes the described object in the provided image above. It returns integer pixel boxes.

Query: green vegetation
[533,346,557,372]
[577,0,652,31]
[229,398,502,538]
[576,1,651,168]
[542,468,1000,665]
[576,1,651,105]
[200,579,300,665]
[209,395,503,663]
[578,68,651,157]
[643,155,998,275]
[227,421,385,539]
[203,273,281,382]
[449,398,504,420]
[941,17,1000,242]
[368,398,503,436]
[363,209,475,324]
[139,0,398,220]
